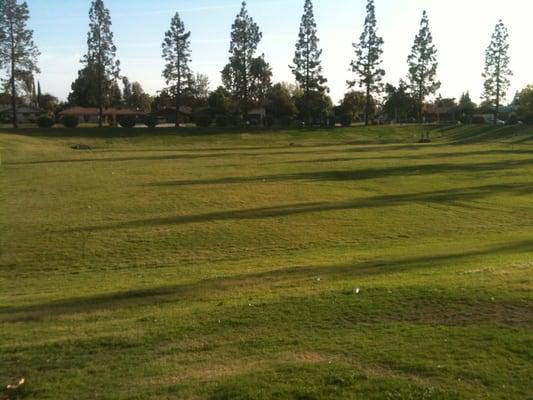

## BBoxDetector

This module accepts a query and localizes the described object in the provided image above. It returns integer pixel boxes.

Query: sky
[25,0,533,104]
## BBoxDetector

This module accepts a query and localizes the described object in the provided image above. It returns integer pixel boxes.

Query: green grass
[0,124,532,399]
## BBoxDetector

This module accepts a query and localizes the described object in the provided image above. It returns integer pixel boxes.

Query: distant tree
[151,88,173,111]
[208,86,238,117]
[434,96,457,109]
[83,0,120,127]
[0,0,40,128]
[293,90,333,126]
[338,91,372,124]
[130,82,151,112]
[122,77,133,105]
[162,12,192,127]
[407,10,440,122]
[120,77,150,111]
[348,0,384,125]
[109,80,122,106]
[514,85,533,124]
[265,83,297,124]
[457,91,476,121]
[39,93,59,113]
[482,20,512,124]
[190,73,210,106]
[383,81,417,122]
[291,0,327,124]
[222,1,271,118]
[68,65,100,107]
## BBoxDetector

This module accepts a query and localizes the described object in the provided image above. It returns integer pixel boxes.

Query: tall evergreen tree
[222,1,271,118]
[458,91,476,120]
[0,0,39,128]
[291,0,327,124]
[122,76,133,106]
[162,12,192,127]
[407,10,440,122]
[482,20,512,124]
[83,0,120,127]
[348,0,384,125]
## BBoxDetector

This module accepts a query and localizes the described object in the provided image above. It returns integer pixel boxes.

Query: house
[59,107,146,126]
[0,105,42,123]
[423,104,457,123]
[152,106,193,125]
[247,107,266,126]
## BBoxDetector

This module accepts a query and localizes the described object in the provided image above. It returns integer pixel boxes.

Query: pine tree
[458,91,476,120]
[482,20,512,124]
[162,12,192,127]
[122,76,133,107]
[348,0,384,125]
[0,0,40,128]
[222,1,270,119]
[83,0,120,127]
[407,10,440,122]
[291,0,327,124]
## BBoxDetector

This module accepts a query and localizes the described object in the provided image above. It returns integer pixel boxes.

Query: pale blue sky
[26,0,532,103]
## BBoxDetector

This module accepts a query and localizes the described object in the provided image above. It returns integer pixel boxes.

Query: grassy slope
[0,125,532,399]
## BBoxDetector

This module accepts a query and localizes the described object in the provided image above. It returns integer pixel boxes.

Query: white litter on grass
[7,378,25,390]
[353,288,360,294]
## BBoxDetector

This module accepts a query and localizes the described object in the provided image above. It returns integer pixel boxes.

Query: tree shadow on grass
[6,142,448,166]
[275,149,533,166]
[144,158,533,188]
[1,239,532,323]
[7,152,238,165]
[61,182,533,234]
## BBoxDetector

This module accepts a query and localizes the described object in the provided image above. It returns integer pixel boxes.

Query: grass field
[0,125,532,399]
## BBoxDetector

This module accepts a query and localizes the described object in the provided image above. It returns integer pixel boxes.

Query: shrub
[471,116,486,124]
[61,115,79,128]
[215,115,228,128]
[144,115,158,128]
[229,114,243,127]
[523,115,533,125]
[459,116,470,125]
[264,115,275,128]
[37,115,55,128]
[338,113,352,127]
[195,113,213,127]
[507,113,519,125]
[280,116,293,127]
[118,115,136,128]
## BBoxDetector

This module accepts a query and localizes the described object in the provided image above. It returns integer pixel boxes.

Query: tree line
[0,0,529,129]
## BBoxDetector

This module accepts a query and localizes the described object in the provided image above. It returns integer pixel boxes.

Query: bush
[118,115,136,128]
[61,115,79,128]
[338,113,352,127]
[264,115,275,128]
[144,115,158,128]
[230,114,244,127]
[37,115,55,128]
[280,116,293,127]
[215,115,228,128]
[471,116,486,124]
[523,115,533,125]
[507,113,519,125]
[195,114,213,127]
[459,116,471,125]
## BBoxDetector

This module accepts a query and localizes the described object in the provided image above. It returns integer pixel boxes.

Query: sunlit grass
[0,125,532,399]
